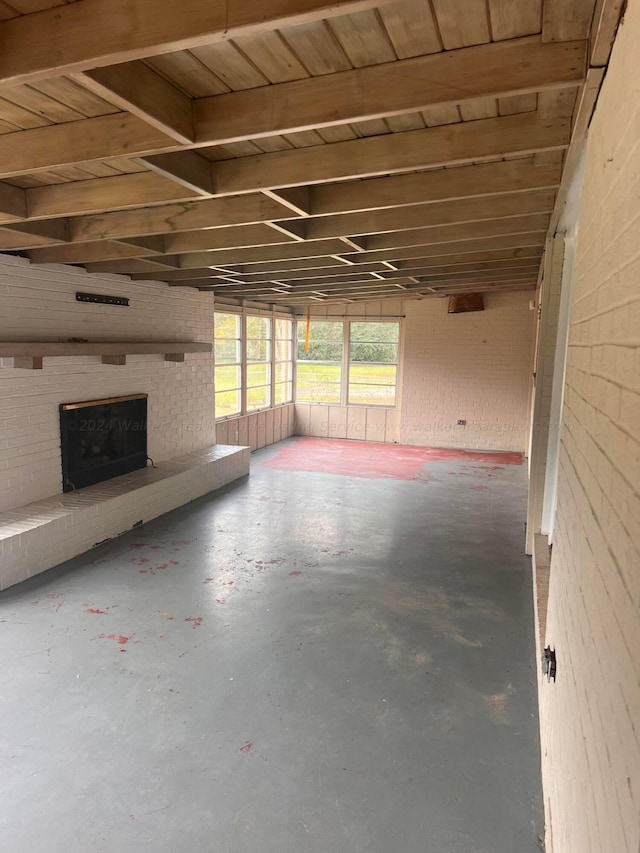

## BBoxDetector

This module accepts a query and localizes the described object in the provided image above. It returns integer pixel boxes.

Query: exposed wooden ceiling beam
[68,194,296,243]
[75,62,194,144]
[9,157,559,230]
[388,251,543,271]
[0,182,27,220]
[590,0,625,66]
[425,283,536,296]
[194,37,585,145]
[262,188,312,217]
[0,91,571,184]
[25,173,203,221]
[364,214,551,250]
[136,151,215,196]
[230,261,399,283]
[300,190,556,241]
[26,237,170,265]
[225,254,541,284]
[128,216,552,275]
[0,219,70,249]
[390,266,542,283]
[134,268,225,281]
[212,114,570,194]
[134,237,351,273]
[134,232,544,275]
[161,224,294,256]
[83,258,183,275]
[339,235,548,265]
[306,159,561,217]
[223,258,542,287]
[265,272,540,296]
[0,113,177,180]
[0,0,391,87]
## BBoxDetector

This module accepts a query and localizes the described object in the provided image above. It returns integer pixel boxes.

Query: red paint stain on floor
[185,617,203,629]
[100,634,130,646]
[85,608,106,614]
[262,438,522,481]
[240,742,253,753]
[289,570,302,577]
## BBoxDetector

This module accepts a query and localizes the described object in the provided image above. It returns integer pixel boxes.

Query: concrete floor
[0,438,543,852]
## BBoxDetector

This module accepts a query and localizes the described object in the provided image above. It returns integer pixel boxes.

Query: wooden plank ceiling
[0,0,618,305]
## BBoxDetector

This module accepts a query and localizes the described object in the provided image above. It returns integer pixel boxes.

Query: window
[348,322,399,406]
[275,318,293,405]
[296,320,343,404]
[214,310,294,419]
[295,319,400,407]
[246,316,271,412]
[214,312,241,418]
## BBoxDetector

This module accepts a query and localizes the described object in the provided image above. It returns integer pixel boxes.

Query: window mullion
[241,312,247,416]
[271,310,276,409]
[342,321,350,407]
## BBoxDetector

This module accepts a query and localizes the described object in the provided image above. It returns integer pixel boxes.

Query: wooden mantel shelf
[0,341,211,369]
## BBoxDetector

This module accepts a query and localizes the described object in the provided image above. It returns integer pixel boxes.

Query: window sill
[215,402,293,422]
[296,401,397,409]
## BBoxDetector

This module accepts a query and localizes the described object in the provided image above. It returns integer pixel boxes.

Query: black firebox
[59,394,148,492]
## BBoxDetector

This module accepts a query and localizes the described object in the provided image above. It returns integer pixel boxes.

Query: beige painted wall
[295,290,535,452]
[215,405,295,450]
[538,4,640,851]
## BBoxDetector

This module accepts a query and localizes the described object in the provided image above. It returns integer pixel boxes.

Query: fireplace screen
[59,394,148,492]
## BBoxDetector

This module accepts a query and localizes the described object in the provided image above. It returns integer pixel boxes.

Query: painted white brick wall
[0,254,216,513]
[401,291,535,450]
[298,293,535,452]
[538,4,640,851]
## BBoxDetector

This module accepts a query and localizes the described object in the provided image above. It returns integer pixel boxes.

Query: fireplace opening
[59,394,148,492]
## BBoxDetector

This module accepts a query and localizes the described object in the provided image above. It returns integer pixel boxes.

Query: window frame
[214,311,243,420]
[214,306,296,421]
[274,316,295,407]
[295,318,402,409]
[295,318,345,406]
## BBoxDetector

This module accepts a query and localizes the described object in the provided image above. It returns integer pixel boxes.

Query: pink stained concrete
[262,438,523,480]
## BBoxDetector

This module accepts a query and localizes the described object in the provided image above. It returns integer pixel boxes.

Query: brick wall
[401,291,535,450]
[538,3,640,850]
[298,291,535,452]
[0,254,216,513]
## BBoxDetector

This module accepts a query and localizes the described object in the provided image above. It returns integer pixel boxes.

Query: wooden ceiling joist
[301,190,556,241]
[192,37,585,145]
[0,0,392,87]
[363,214,551,251]
[76,62,194,144]
[24,173,204,221]
[212,114,571,194]
[67,194,296,243]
